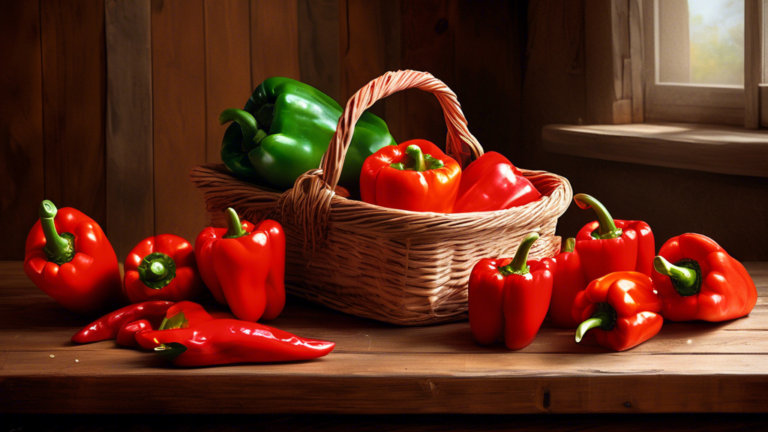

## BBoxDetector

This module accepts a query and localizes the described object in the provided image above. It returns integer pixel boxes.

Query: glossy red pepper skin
[652,234,757,322]
[360,139,462,213]
[116,319,152,348]
[195,212,286,322]
[25,203,123,315]
[71,301,174,343]
[548,239,586,328]
[453,152,541,213]
[123,234,204,303]
[469,233,554,350]
[572,271,663,351]
[136,318,336,367]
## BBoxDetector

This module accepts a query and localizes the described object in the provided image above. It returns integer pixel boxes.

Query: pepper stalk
[39,200,75,265]
[499,232,540,276]
[573,194,623,240]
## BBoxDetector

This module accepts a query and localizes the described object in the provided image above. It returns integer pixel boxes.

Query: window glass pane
[657,0,744,86]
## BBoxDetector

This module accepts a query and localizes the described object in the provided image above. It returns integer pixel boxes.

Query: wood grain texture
[745,0,761,129]
[585,0,624,124]
[105,0,154,261]
[629,0,644,122]
[250,0,301,86]
[297,0,340,102]
[204,0,252,164]
[151,0,207,240]
[0,1,44,260]
[2,261,768,414]
[40,0,107,229]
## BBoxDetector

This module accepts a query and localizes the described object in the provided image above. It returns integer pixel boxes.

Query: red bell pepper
[195,208,286,322]
[652,233,757,322]
[469,233,554,350]
[453,151,541,213]
[135,301,335,367]
[548,238,587,328]
[574,194,654,282]
[71,300,174,343]
[24,200,123,315]
[360,139,462,213]
[123,234,204,303]
[572,271,663,351]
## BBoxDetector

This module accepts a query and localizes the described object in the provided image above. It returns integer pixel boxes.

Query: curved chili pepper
[24,200,124,314]
[360,139,462,213]
[651,233,757,322]
[572,271,663,351]
[71,301,174,343]
[123,234,204,303]
[194,209,286,322]
[548,238,587,328]
[469,233,554,350]
[115,319,152,348]
[574,194,654,282]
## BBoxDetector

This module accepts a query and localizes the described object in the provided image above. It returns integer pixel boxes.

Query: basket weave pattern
[191,70,572,325]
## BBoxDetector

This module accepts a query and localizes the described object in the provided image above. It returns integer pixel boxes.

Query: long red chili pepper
[71,301,175,344]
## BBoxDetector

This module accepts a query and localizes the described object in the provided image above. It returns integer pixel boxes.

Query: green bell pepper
[219,77,396,192]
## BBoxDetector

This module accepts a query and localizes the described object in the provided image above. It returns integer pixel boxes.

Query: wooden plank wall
[1,0,524,261]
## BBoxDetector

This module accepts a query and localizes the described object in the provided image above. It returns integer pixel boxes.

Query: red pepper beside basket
[548,238,587,328]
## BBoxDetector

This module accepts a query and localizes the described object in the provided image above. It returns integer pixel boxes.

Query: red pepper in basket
[25,200,123,315]
[195,208,286,322]
[652,233,757,322]
[71,301,174,343]
[453,152,541,213]
[360,139,462,213]
[548,238,587,328]
[123,234,204,303]
[572,271,662,351]
[469,233,554,350]
[574,194,654,282]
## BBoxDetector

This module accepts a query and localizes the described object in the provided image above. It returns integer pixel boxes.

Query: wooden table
[2,261,768,414]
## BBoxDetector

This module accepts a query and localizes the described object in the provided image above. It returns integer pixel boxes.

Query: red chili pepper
[572,271,663,351]
[24,200,124,315]
[453,151,541,213]
[71,301,174,343]
[548,238,587,328]
[123,234,204,303]
[195,209,286,322]
[574,194,655,282]
[115,319,152,348]
[360,139,462,213]
[469,233,554,350]
[652,233,757,322]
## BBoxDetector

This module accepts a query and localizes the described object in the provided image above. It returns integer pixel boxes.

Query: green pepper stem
[406,145,427,172]
[155,342,187,362]
[563,237,575,253]
[148,261,168,280]
[573,194,622,240]
[499,232,539,275]
[653,256,700,297]
[575,317,604,343]
[218,108,266,151]
[223,208,247,239]
[39,200,74,264]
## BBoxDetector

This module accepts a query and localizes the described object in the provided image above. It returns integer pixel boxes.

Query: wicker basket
[190,70,572,325]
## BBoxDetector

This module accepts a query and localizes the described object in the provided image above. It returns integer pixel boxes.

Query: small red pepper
[574,194,655,282]
[652,233,758,322]
[195,208,286,322]
[469,233,554,350]
[572,271,663,351]
[123,234,204,303]
[24,200,123,315]
[360,139,462,213]
[453,151,541,213]
[71,300,174,344]
[115,319,152,348]
[548,238,587,328]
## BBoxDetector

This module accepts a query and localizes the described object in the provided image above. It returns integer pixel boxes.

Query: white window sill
[542,123,768,177]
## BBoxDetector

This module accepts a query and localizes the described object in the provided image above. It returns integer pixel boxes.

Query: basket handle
[320,69,484,191]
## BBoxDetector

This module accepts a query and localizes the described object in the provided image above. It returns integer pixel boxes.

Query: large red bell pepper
[652,233,757,322]
[360,139,462,213]
[123,234,204,303]
[548,238,586,328]
[572,271,663,351]
[574,194,654,282]
[469,233,554,350]
[195,208,285,322]
[24,200,123,315]
[453,151,541,213]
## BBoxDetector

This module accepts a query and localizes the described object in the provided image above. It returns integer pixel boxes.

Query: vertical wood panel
[745,0,761,129]
[41,0,107,228]
[151,0,207,240]
[204,0,252,163]
[298,0,340,101]
[105,0,154,261]
[629,0,644,122]
[0,1,45,260]
[250,0,301,87]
